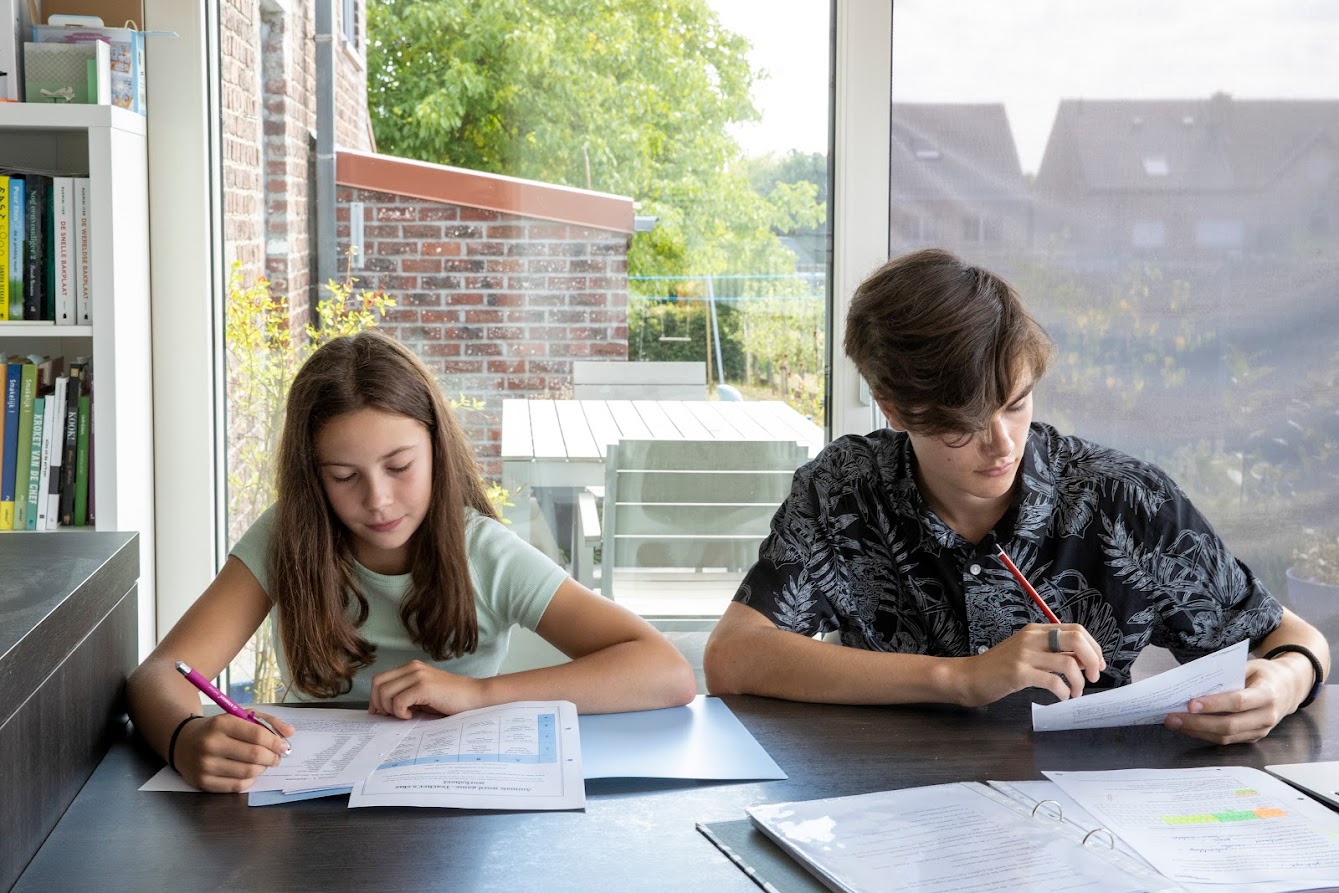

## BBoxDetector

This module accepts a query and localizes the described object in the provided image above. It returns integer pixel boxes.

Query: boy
[704,248,1328,745]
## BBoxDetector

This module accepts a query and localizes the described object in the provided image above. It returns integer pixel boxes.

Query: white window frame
[142,0,895,641]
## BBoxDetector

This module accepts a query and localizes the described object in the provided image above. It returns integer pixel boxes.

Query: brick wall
[223,0,372,319]
[336,187,632,476]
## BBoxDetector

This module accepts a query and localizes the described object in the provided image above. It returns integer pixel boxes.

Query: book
[12,361,36,529]
[74,177,91,325]
[0,361,20,528]
[44,374,66,527]
[58,363,84,526]
[52,177,76,325]
[43,171,55,321]
[25,394,44,530]
[73,389,90,526]
[0,174,9,321]
[34,390,55,530]
[8,175,24,321]
[32,354,64,395]
[22,175,48,321]
[741,783,1175,893]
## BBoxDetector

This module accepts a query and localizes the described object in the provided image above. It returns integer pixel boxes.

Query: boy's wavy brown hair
[844,248,1052,437]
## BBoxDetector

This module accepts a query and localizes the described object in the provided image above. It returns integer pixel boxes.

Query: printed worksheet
[138,707,415,793]
[746,783,1169,893]
[1032,639,1246,731]
[254,707,417,793]
[1046,766,1339,887]
[347,700,584,810]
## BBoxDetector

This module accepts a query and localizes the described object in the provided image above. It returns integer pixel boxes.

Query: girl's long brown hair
[269,330,498,699]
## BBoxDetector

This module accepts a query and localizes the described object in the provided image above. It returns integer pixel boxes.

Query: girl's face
[315,407,433,575]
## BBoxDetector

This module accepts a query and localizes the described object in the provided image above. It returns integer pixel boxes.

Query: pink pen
[176,660,290,752]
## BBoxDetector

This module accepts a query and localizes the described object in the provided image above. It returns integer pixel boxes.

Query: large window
[889,1,1339,635]
[217,0,834,698]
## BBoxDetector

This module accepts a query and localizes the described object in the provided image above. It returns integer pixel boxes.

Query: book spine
[0,363,20,529]
[26,396,44,530]
[34,394,54,530]
[45,375,66,527]
[0,174,10,320]
[58,369,82,526]
[13,363,36,530]
[23,177,45,321]
[75,178,91,325]
[73,392,90,526]
[43,176,55,321]
[8,177,25,321]
[53,177,75,326]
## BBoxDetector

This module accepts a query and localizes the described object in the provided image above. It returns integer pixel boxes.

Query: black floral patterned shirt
[735,422,1283,687]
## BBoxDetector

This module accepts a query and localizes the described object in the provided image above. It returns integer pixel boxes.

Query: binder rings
[707,782,1174,893]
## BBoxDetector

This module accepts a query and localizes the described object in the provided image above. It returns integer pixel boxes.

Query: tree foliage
[366,0,825,282]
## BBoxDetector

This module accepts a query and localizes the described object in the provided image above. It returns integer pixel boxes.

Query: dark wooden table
[16,689,1337,892]
[1,531,138,892]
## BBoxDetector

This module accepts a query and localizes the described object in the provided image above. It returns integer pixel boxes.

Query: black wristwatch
[1264,644,1324,709]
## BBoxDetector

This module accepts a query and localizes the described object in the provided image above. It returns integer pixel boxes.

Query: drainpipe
[313,0,337,294]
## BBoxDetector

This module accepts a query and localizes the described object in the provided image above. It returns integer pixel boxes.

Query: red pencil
[996,549,1061,624]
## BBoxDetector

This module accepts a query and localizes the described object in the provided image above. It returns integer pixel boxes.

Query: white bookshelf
[0,104,155,627]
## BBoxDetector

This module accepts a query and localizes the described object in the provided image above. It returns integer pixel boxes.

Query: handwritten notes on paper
[1032,640,1247,732]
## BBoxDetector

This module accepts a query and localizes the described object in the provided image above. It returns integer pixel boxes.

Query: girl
[128,330,696,792]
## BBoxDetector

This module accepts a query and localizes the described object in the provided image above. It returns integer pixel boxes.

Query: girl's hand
[956,623,1106,707]
[369,660,488,719]
[173,712,295,793]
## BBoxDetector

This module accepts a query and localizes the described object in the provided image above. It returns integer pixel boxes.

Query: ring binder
[743,782,1180,893]
[1030,798,1063,821]
[1082,827,1115,849]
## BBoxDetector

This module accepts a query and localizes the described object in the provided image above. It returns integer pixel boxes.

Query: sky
[710,0,832,158]
[710,0,1339,174]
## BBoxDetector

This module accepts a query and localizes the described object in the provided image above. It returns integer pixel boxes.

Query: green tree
[367,0,824,284]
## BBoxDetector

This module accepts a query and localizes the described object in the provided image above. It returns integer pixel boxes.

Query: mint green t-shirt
[230,505,568,702]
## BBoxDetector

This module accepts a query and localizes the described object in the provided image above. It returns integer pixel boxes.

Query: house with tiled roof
[1034,93,1339,264]
[888,103,1032,256]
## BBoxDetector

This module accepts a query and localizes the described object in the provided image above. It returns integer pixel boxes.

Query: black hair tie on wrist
[168,714,203,772]
[1263,644,1325,709]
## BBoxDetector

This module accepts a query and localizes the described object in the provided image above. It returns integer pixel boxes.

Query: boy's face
[880,383,1034,523]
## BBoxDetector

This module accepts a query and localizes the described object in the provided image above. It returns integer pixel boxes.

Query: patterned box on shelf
[32,23,145,114]
[22,40,109,105]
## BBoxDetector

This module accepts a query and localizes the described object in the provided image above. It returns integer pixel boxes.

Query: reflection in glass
[890,0,1339,638]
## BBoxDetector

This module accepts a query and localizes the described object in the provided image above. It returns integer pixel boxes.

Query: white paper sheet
[1046,766,1339,887]
[1032,639,1247,731]
[991,778,1328,893]
[747,783,1161,893]
[137,707,415,793]
[347,700,584,810]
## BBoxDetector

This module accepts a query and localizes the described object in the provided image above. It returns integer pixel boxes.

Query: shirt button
[977,645,988,654]
[969,563,982,575]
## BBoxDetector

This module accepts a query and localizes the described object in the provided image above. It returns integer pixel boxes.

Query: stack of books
[0,353,93,531]
[0,171,94,326]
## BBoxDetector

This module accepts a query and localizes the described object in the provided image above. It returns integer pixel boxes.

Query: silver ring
[1048,627,1062,653]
